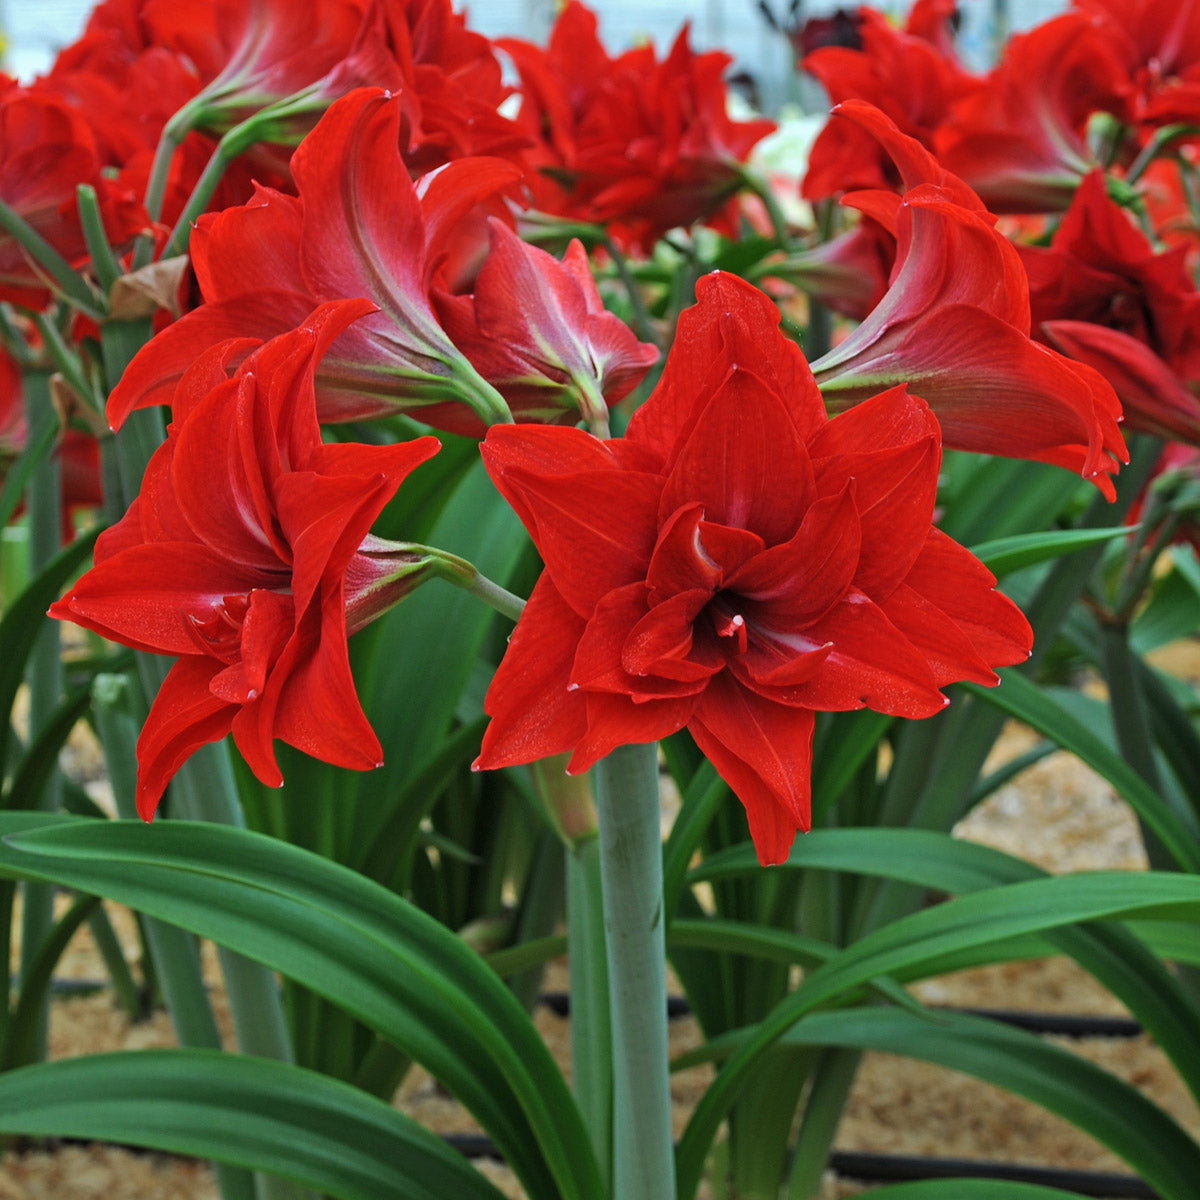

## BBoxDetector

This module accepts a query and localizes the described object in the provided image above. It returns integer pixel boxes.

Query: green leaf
[0,816,601,1200]
[2,892,99,1070]
[676,864,1200,1200]
[3,684,92,813]
[785,1008,1200,1199]
[686,829,1200,1100]
[0,1049,509,1200]
[0,529,99,783]
[971,526,1134,579]
[961,670,1200,870]
[1131,551,1200,652]
[0,416,57,532]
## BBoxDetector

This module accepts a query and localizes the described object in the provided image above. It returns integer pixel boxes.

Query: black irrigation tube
[537,991,1147,1038]
[441,1135,1160,1199]
[824,1152,1160,1198]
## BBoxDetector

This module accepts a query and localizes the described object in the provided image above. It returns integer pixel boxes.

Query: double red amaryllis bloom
[499,1,774,252]
[931,11,1132,213]
[801,1,981,200]
[51,300,439,819]
[475,273,1032,865]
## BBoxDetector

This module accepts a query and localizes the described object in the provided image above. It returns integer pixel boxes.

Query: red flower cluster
[109,88,658,437]
[475,274,1032,864]
[38,0,523,221]
[1020,171,1200,444]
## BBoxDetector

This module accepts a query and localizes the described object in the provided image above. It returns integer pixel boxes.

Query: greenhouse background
[2,0,1070,91]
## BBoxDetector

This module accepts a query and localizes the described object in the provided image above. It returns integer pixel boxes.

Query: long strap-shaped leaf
[690,1006,1200,1200]
[0,815,602,1200]
[676,868,1200,1199]
[689,830,1200,1105]
[0,1048,507,1200]
[961,671,1200,869]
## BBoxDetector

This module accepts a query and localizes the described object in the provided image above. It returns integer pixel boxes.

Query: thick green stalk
[566,835,613,1194]
[593,741,676,1200]
[17,369,63,1064]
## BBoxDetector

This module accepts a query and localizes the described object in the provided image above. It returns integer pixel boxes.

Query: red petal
[50,543,268,657]
[727,484,861,629]
[627,272,825,465]
[899,529,1033,669]
[660,366,812,547]
[774,590,947,716]
[567,690,697,774]
[482,428,662,617]
[135,656,237,819]
[689,677,815,865]
[476,574,589,768]
[570,582,713,696]
[262,592,384,775]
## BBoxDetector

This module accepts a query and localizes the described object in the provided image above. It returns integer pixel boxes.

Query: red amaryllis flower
[108,88,525,435]
[499,1,774,252]
[50,300,440,818]
[325,0,527,175]
[434,219,659,430]
[810,103,1126,496]
[932,11,1131,213]
[1020,170,1200,444]
[142,0,367,132]
[801,2,980,200]
[0,80,144,308]
[1075,0,1200,129]
[475,272,1032,865]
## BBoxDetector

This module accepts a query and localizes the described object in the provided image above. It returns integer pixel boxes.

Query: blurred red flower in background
[499,1,774,251]
[1020,170,1200,444]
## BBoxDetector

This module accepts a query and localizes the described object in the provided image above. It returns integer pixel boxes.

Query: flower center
[712,603,748,655]
[185,594,252,662]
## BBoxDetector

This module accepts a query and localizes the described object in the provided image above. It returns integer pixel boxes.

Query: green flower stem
[143,105,198,225]
[75,185,124,295]
[1125,124,1200,187]
[90,675,257,1200]
[566,834,613,1195]
[160,116,263,259]
[603,234,661,350]
[17,369,63,1064]
[0,195,104,319]
[593,740,676,1200]
[31,312,100,419]
[436,553,527,622]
